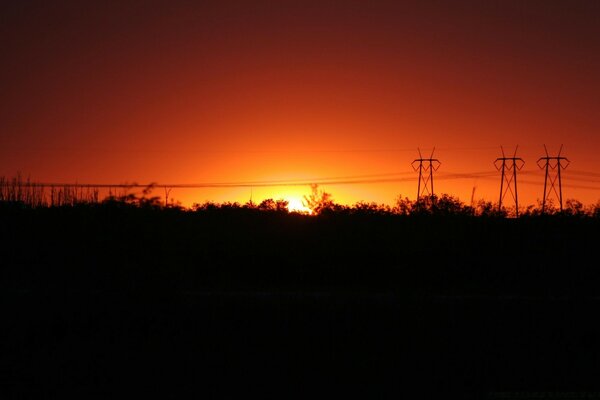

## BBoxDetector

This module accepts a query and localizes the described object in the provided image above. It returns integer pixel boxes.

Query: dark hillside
[2,204,599,294]
[2,204,600,397]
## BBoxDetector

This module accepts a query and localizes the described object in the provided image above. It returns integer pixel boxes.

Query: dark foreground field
[2,204,600,398]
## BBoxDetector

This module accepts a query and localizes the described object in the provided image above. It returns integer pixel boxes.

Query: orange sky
[1,1,599,207]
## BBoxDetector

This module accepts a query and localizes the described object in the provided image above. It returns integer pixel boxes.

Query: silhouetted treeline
[2,198,599,296]
[191,196,600,218]
[3,178,600,397]
[2,174,600,217]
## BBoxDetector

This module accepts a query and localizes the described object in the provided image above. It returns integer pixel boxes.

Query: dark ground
[1,204,600,398]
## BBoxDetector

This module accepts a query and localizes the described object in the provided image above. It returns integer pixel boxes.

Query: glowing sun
[286,197,311,214]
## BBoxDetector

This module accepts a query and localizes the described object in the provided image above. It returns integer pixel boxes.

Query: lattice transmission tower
[537,145,569,213]
[494,146,524,216]
[412,147,441,200]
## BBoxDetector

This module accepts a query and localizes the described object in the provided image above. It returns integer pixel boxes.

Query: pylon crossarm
[516,159,525,170]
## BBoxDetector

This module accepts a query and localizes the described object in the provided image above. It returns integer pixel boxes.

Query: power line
[6,170,600,191]
[4,145,501,154]
[564,170,600,178]
[3,152,600,195]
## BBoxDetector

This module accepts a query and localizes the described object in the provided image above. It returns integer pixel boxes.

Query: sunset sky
[1,1,599,207]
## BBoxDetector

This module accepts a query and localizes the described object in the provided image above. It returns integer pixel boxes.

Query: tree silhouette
[258,198,289,212]
[303,184,334,215]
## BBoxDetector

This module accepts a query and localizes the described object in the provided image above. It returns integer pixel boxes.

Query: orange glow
[1,2,599,208]
[286,197,311,214]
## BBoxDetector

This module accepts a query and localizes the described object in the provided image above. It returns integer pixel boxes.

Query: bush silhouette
[303,184,335,214]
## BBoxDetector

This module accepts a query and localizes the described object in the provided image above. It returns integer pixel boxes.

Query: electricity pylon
[494,145,524,216]
[412,147,441,200]
[537,144,570,213]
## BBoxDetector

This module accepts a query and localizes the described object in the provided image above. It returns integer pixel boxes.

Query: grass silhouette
[2,176,600,397]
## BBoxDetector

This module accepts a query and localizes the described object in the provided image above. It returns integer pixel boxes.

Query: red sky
[1,1,599,207]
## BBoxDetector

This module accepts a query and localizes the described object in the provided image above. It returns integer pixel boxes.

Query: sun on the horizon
[286,197,312,214]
